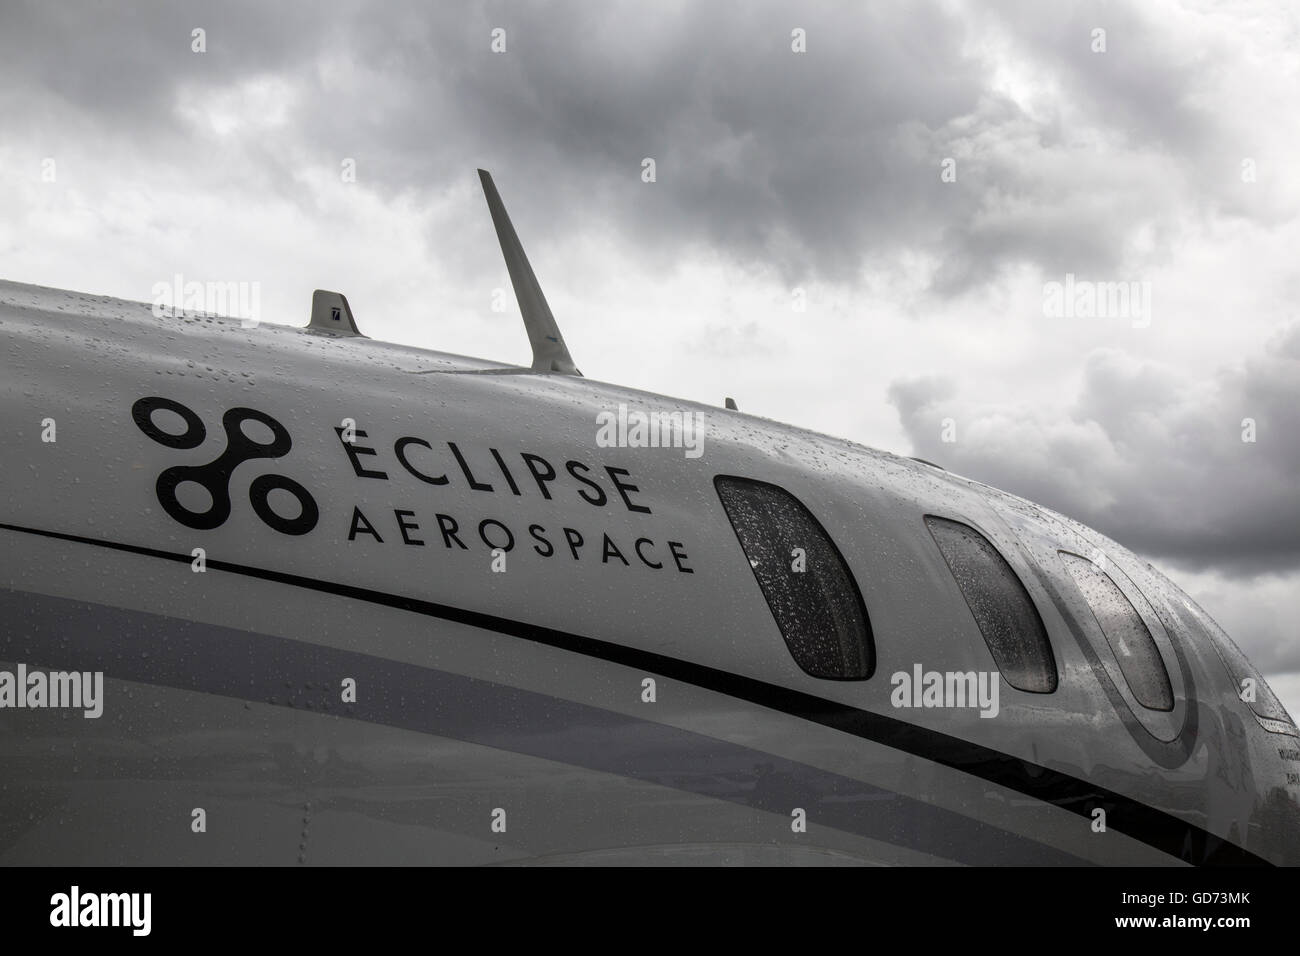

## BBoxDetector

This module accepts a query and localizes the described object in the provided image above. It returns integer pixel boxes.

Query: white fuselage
[0,279,1296,866]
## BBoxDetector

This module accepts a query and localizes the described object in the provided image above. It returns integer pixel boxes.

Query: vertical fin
[478,169,582,376]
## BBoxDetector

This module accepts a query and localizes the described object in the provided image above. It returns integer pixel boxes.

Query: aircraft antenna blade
[478,169,582,376]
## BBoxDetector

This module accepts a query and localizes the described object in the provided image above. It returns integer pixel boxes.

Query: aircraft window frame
[714,475,875,681]
[1177,596,1296,734]
[1059,552,1175,713]
[924,515,1059,694]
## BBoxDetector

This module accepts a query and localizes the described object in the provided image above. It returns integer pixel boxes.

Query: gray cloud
[1,0,1279,295]
[888,321,1300,577]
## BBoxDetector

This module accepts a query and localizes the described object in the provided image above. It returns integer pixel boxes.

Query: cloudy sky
[2,0,1297,714]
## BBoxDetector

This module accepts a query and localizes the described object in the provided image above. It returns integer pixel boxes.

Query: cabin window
[1060,553,1173,712]
[714,476,874,680]
[1179,598,1295,733]
[925,516,1058,693]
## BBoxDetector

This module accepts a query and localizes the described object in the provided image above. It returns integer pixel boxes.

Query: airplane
[0,169,1296,866]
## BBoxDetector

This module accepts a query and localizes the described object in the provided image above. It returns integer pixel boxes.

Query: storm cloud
[3,1,1291,290]
[888,321,1300,577]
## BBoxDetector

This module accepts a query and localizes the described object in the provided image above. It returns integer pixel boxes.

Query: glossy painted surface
[1,279,1296,865]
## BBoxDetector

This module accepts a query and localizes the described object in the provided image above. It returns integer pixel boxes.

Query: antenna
[478,169,582,376]
[308,290,363,336]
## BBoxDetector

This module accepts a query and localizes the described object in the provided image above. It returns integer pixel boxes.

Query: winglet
[308,290,363,337]
[478,169,582,375]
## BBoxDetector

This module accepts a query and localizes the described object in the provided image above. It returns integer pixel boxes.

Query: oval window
[715,476,874,680]
[926,516,1058,693]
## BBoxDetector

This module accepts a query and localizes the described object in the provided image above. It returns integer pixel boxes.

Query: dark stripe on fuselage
[0,586,1084,865]
[0,522,1269,865]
